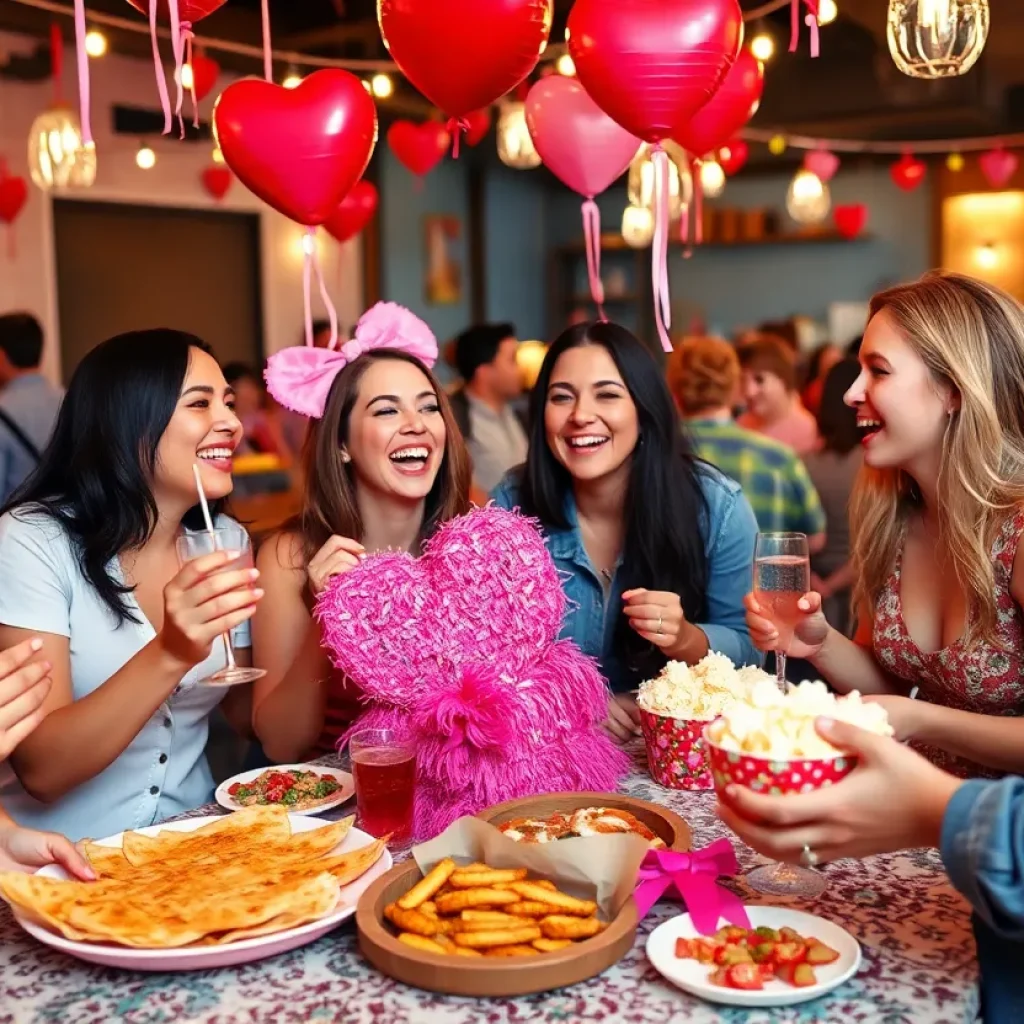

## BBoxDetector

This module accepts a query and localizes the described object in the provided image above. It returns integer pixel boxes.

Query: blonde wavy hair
[851,271,1024,645]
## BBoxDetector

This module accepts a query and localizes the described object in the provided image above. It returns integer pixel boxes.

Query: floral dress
[873,509,1024,778]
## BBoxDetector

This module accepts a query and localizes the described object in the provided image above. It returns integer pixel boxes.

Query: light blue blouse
[492,464,761,692]
[0,509,251,841]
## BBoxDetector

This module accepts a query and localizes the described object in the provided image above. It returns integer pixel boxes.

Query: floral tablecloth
[1,746,979,1024]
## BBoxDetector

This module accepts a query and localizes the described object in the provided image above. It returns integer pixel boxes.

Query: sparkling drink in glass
[175,524,266,687]
[350,728,417,848]
[754,533,811,693]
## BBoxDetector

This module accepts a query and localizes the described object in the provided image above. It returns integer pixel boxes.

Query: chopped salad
[227,769,343,811]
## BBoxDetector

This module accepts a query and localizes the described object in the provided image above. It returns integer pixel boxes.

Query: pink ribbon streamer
[302,227,340,351]
[261,0,273,82]
[72,0,92,146]
[148,0,172,134]
[650,145,672,352]
[446,117,470,159]
[790,0,820,57]
[634,841,750,935]
[581,198,606,322]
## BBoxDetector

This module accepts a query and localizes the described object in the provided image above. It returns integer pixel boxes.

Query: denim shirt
[492,465,761,692]
[942,777,1024,1019]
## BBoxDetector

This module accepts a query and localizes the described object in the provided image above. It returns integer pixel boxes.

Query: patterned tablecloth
[1,746,979,1024]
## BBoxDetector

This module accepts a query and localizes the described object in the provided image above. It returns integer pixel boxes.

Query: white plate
[646,906,862,1008]
[215,763,354,814]
[11,813,391,972]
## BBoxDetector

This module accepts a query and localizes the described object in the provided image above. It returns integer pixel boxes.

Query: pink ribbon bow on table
[634,841,750,934]
[264,301,439,419]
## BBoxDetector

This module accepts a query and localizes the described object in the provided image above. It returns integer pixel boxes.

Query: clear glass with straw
[174,465,265,687]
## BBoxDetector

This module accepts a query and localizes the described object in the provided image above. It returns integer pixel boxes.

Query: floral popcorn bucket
[639,709,714,790]
[703,726,857,796]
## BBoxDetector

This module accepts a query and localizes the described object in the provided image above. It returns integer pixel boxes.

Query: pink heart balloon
[804,148,840,183]
[979,148,1018,188]
[525,77,642,197]
[567,0,744,143]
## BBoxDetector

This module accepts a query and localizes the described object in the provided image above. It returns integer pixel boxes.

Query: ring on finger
[800,843,819,869]
[656,613,664,635]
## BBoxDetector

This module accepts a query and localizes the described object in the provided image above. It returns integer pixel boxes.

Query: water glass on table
[350,728,417,849]
[175,524,266,687]
[753,532,810,692]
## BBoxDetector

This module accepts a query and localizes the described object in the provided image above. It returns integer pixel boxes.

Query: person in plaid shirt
[667,336,826,552]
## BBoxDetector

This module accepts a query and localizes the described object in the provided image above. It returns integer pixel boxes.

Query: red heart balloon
[201,165,232,201]
[833,203,867,240]
[979,148,1019,188]
[387,120,450,177]
[324,180,379,243]
[378,0,553,117]
[674,48,764,159]
[213,70,378,227]
[890,154,926,192]
[718,138,748,175]
[463,109,492,147]
[0,175,27,224]
[190,51,220,102]
[124,0,228,22]
[568,0,743,143]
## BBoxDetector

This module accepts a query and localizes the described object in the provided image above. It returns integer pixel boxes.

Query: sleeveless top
[873,508,1024,779]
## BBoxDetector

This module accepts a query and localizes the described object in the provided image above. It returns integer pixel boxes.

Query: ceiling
[1,0,1020,142]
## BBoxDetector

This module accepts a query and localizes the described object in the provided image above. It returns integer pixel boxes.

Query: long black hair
[817,357,861,455]
[2,329,221,624]
[518,321,709,678]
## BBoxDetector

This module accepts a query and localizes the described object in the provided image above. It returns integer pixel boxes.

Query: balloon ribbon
[581,199,606,322]
[71,0,93,146]
[447,117,470,159]
[302,228,340,351]
[651,145,672,353]
[790,0,821,57]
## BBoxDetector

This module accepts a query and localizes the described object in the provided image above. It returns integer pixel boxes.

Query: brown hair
[850,271,1024,645]
[736,334,798,391]
[298,350,471,562]
[666,336,739,414]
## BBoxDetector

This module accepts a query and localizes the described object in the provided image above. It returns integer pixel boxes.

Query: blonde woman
[745,272,1024,777]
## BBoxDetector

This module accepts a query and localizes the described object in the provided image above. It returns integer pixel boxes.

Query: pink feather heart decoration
[317,506,629,837]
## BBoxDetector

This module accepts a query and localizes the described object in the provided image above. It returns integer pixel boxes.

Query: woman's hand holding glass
[0,638,53,761]
[307,536,366,598]
[158,550,262,669]
[743,589,832,661]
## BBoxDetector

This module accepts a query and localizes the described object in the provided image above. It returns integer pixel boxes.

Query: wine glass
[753,531,810,694]
[746,530,824,897]
[175,524,266,687]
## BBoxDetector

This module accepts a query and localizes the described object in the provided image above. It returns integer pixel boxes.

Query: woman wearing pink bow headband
[252,303,471,761]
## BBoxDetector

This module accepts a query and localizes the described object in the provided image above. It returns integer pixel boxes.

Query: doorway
[52,199,263,383]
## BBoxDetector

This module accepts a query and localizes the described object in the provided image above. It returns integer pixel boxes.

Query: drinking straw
[192,463,216,536]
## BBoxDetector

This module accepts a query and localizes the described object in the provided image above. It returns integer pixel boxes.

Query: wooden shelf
[559,230,869,253]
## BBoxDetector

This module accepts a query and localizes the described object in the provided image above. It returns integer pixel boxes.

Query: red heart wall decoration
[718,138,748,176]
[324,180,379,243]
[890,153,926,192]
[833,203,867,239]
[674,48,764,159]
[201,166,232,201]
[124,0,228,22]
[0,174,28,225]
[213,70,378,227]
[387,120,451,177]
[979,148,1019,189]
[568,0,744,143]
[378,0,553,117]
[189,51,220,102]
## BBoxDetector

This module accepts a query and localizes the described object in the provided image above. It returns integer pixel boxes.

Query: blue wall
[380,152,932,350]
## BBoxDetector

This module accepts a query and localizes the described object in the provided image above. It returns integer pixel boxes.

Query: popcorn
[637,652,775,721]
[708,678,894,759]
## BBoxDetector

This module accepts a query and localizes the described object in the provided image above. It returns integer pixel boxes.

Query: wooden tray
[357,858,639,997]
[356,793,691,996]
[478,791,692,851]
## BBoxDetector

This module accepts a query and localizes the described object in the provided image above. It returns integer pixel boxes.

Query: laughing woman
[252,303,471,763]
[745,272,1024,778]
[0,331,262,841]
[492,321,759,742]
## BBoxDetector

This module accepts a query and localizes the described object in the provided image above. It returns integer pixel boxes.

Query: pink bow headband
[264,301,439,419]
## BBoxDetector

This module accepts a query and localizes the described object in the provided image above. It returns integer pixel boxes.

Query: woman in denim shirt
[493,322,759,741]
[719,718,1024,1019]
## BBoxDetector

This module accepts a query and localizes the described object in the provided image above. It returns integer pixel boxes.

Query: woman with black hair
[0,330,263,840]
[493,322,759,741]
